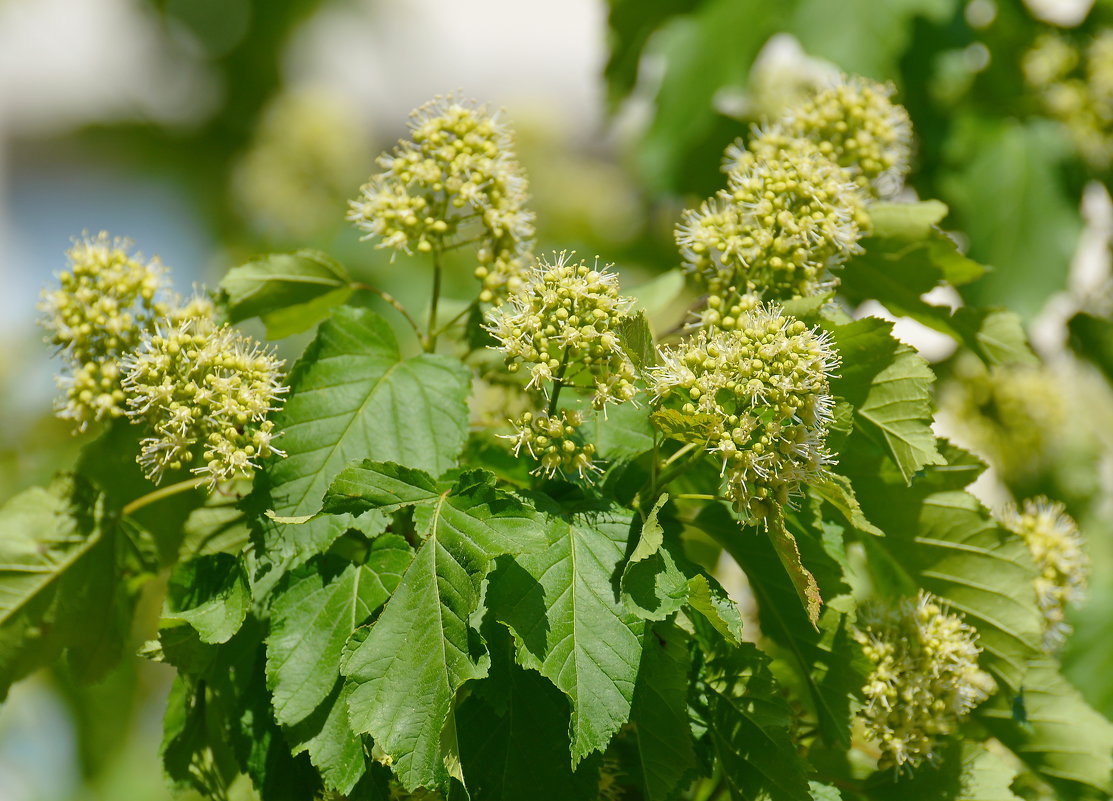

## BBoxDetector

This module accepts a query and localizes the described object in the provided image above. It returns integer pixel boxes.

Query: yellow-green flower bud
[742,74,914,198]
[854,591,995,769]
[678,137,863,301]
[650,302,838,517]
[1001,498,1088,651]
[121,306,288,486]
[38,232,173,430]
[502,409,598,479]
[486,251,638,410]
[348,95,534,302]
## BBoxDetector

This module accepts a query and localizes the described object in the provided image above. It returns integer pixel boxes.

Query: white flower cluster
[486,251,638,410]
[649,303,838,518]
[348,95,534,302]
[1001,497,1088,651]
[122,305,287,486]
[854,592,994,769]
[38,233,172,430]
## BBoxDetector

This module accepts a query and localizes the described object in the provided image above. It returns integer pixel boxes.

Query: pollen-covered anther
[853,591,995,769]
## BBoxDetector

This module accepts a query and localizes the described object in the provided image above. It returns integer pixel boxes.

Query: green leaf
[696,504,865,747]
[630,621,699,801]
[842,442,1044,692]
[632,0,786,193]
[830,318,945,483]
[978,659,1113,798]
[267,538,412,728]
[0,475,132,697]
[650,408,719,444]
[457,628,601,801]
[593,401,656,462]
[487,504,646,766]
[810,474,883,537]
[699,640,813,801]
[790,0,953,78]
[337,465,547,790]
[940,119,1082,322]
[867,740,1022,801]
[260,307,470,570]
[769,512,823,627]
[621,495,691,621]
[617,310,658,373]
[287,678,368,794]
[1069,310,1113,384]
[603,0,699,107]
[322,461,440,516]
[685,574,745,646]
[867,200,950,240]
[163,554,250,645]
[180,479,252,559]
[221,249,353,338]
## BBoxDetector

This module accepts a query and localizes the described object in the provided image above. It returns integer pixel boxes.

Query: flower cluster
[650,303,837,518]
[503,409,598,479]
[38,233,172,430]
[854,592,994,769]
[486,251,638,410]
[677,138,864,303]
[348,95,534,302]
[121,302,287,486]
[942,361,1066,482]
[233,88,370,239]
[744,74,914,198]
[1024,30,1113,169]
[1001,498,1089,651]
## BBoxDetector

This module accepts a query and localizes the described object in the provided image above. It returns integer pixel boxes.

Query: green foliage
[10,25,1113,801]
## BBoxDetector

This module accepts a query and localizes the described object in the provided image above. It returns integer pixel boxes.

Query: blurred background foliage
[6,0,1113,798]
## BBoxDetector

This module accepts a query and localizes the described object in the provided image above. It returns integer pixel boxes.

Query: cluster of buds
[649,303,838,518]
[38,233,173,429]
[486,251,638,410]
[348,95,534,302]
[121,305,288,486]
[854,592,994,769]
[1024,30,1113,169]
[757,75,914,198]
[502,409,598,479]
[1001,498,1089,651]
[677,138,864,302]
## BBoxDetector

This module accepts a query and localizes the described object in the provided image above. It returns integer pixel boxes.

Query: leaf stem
[673,493,726,501]
[122,476,208,517]
[351,282,423,341]
[662,442,698,468]
[431,299,477,339]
